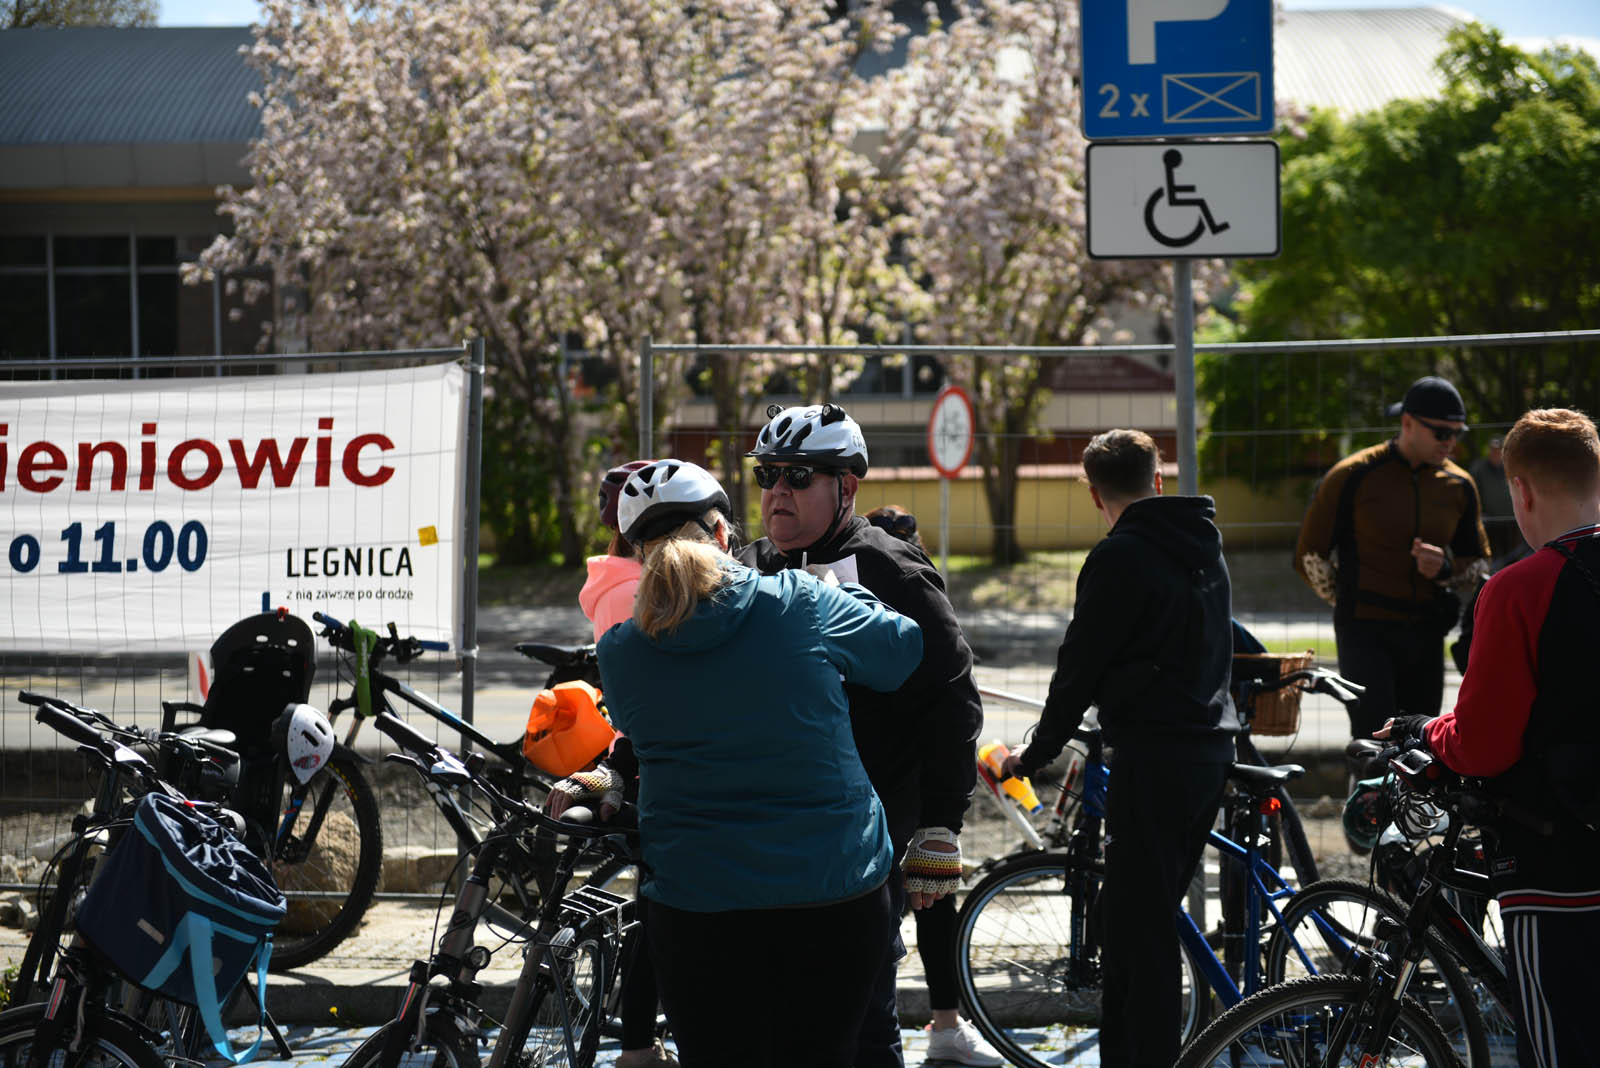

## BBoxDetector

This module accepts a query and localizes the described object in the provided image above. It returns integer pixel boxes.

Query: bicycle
[955,725,1322,1068]
[1259,741,1515,1067]
[973,663,1363,887]
[6,690,294,1065]
[312,613,571,919]
[338,709,642,1068]
[1173,742,1532,1068]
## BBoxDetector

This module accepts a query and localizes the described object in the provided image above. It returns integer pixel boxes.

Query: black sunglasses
[753,464,831,490]
[1413,417,1467,443]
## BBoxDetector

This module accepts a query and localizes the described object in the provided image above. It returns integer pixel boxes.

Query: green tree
[1202,26,1600,482]
[5,0,155,26]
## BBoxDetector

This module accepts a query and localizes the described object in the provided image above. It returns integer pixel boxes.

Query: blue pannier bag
[78,791,287,1063]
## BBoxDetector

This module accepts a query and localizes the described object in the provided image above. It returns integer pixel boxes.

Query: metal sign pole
[940,476,951,575]
[1174,259,1198,496]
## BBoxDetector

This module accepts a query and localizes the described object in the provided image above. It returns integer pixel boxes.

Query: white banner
[0,363,466,652]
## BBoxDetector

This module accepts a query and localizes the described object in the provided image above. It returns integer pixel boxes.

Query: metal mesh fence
[642,328,1600,805]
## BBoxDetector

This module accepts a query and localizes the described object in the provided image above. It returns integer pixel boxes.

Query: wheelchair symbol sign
[1087,140,1280,260]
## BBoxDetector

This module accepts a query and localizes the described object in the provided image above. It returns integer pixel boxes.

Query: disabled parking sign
[1082,0,1275,139]
[1086,141,1280,259]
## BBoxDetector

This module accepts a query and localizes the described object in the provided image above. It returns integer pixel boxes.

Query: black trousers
[1334,618,1446,738]
[915,893,959,1010]
[1099,751,1228,1068]
[644,882,893,1068]
[1505,907,1600,1068]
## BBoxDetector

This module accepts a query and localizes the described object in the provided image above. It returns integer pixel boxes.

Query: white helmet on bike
[747,402,869,476]
[617,459,731,547]
[273,703,335,784]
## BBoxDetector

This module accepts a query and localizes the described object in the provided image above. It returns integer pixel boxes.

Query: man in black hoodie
[740,402,991,1068]
[1002,428,1240,1068]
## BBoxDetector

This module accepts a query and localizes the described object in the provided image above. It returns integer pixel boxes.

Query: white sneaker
[925,1020,1004,1066]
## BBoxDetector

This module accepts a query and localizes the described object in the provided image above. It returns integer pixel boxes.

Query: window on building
[0,233,275,377]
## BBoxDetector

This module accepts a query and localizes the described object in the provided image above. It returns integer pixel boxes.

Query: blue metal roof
[0,26,259,145]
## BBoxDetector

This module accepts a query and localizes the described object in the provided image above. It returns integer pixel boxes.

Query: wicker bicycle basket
[1231,650,1316,736]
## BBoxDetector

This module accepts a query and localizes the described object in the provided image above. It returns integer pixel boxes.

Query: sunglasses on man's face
[1414,417,1466,443]
[753,464,830,490]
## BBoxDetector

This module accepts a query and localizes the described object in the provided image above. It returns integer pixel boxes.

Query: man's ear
[1089,484,1104,513]
[840,472,860,507]
[1153,470,1163,496]
[1512,474,1536,514]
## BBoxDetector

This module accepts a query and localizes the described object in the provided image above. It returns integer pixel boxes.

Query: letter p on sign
[1127,0,1230,64]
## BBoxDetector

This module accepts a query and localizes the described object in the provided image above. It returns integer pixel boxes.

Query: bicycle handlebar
[370,710,633,842]
[21,691,113,753]
[313,611,450,665]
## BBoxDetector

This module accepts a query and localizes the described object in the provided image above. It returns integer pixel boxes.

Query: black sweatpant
[1334,618,1446,738]
[1505,907,1600,1068]
[644,882,893,1068]
[1099,749,1228,1068]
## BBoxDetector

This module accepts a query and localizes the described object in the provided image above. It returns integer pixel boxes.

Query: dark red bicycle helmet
[599,460,656,531]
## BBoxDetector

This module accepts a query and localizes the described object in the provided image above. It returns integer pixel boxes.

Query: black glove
[1386,715,1434,748]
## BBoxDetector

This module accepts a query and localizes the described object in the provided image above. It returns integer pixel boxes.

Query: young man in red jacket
[1379,407,1600,1068]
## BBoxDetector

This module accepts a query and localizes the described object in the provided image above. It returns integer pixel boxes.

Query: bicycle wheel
[505,922,615,1068]
[0,1002,165,1068]
[268,753,385,970]
[1265,877,1489,1067]
[1175,974,1462,1068]
[956,852,1205,1068]
[339,1012,482,1068]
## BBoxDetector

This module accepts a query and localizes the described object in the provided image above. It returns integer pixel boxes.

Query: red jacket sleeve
[1426,550,1562,776]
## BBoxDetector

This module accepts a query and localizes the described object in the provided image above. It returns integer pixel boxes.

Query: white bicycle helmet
[273,703,335,784]
[618,459,732,546]
[747,403,869,476]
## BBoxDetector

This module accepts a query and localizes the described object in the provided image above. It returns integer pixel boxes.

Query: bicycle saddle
[1227,762,1305,790]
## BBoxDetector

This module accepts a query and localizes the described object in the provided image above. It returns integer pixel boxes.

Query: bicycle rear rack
[559,884,638,938]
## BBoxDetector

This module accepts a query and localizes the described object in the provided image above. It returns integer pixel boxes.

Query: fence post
[459,337,486,742]
[639,334,654,459]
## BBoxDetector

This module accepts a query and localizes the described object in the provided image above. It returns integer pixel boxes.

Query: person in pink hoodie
[580,459,653,639]
[568,459,676,1067]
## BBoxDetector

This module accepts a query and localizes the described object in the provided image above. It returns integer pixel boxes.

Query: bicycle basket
[1230,650,1314,736]
[523,680,617,777]
[200,611,316,754]
[78,792,286,1061]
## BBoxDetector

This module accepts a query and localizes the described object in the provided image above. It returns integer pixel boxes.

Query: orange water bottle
[979,740,1043,813]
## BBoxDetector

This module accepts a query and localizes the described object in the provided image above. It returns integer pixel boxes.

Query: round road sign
[927,386,975,479]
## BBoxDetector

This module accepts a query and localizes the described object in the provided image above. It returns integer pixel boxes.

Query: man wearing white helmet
[740,403,991,1068]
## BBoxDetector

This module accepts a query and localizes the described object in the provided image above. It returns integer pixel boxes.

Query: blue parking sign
[1082,0,1274,139]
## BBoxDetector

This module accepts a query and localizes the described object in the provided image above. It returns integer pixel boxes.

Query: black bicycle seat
[1227,762,1305,791]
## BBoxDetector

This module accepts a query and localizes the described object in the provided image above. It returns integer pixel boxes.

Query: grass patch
[1256,637,1336,659]
[942,550,1090,613]
[475,558,588,607]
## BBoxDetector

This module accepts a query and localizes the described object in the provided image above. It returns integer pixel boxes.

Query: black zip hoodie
[1016,495,1241,776]
[740,515,981,846]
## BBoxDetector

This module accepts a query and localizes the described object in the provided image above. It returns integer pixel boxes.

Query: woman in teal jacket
[593,459,923,1068]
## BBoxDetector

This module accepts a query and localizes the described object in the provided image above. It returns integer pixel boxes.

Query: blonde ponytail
[633,510,730,638]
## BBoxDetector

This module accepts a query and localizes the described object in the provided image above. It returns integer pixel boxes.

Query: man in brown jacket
[1295,376,1491,740]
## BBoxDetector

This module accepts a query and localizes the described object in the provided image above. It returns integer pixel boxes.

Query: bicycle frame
[1282,826,1511,1018]
[368,711,638,1068]
[1049,729,1313,1014]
